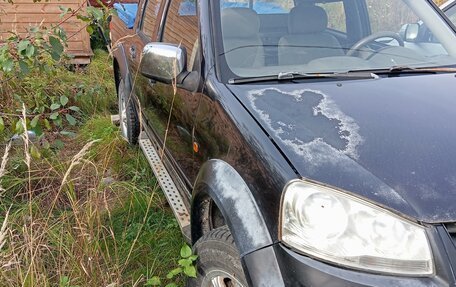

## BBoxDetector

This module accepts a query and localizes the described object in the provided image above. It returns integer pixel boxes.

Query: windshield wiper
[228,71,378,85]
[380,66,456,75]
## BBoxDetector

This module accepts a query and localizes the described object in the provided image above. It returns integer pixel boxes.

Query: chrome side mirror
[140,42,200,92]
[405,23,420,42]
[140,43,187,83]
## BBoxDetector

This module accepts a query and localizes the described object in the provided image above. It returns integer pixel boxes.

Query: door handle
[129,46,136,59]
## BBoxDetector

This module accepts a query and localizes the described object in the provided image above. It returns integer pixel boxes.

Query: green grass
[0,51,184,286]
[79,117,185,282]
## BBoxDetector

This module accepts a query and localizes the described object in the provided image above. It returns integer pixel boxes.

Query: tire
[118,78,140,145]
[187,226,248,287]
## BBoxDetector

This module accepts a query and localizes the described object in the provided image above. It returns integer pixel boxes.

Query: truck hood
[228,73,456,223]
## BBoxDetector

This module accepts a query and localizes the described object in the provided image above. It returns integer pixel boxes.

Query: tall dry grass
[0,117,183,287]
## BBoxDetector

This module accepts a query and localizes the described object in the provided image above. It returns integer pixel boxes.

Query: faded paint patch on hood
[245,87,407,207]
[247,88,363,165]
[227,82,424,220]
[228,74,456,223]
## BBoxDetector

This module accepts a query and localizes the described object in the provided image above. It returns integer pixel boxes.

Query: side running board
[139,132,191,241]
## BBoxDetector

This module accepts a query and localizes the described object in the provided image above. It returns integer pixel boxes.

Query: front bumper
[242,226,456,287]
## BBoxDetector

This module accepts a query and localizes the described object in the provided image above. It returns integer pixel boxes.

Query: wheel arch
[191,159,273,257]
[113,58,120,95]
[112,43,133,95]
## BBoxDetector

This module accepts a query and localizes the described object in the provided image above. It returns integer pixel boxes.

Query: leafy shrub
[0,25,73,137]
[145,245,198,287]
[0,3,116,142]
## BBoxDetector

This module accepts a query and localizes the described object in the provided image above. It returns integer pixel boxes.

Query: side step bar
[139,132,191,240]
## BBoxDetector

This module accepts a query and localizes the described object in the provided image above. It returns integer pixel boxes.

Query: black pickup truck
[111,0,456,286]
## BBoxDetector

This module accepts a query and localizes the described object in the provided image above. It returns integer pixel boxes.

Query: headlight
[280,180,433,276]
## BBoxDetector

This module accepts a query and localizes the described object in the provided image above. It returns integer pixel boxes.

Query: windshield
[214,0,456,80]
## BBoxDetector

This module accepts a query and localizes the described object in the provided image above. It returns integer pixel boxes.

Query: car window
[445,4,456,25]
[220,0,294,14]
[141,0,163,39]
[216,0,456,80]
[316,1,346,33]
[365,0,419,34]
[162,0,200,71]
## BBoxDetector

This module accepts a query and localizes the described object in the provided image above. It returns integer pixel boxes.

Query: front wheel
[187,226,248,287]
[118,78,140,145]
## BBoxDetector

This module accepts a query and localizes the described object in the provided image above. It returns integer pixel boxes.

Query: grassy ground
[0,50,184,286]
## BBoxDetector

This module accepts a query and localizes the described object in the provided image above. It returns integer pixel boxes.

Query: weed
[0,49,183,286]
[0,117,184,286]
[0,3,184,284]
[145,245,197,287]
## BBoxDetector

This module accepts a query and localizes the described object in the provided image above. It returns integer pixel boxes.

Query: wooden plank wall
[162,0,198,60]
[142,0,161,38]
[0,0,93,64]
[110,10,135,46]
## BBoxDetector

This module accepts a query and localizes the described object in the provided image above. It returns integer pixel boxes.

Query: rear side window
[220,0,294,14]
[141,0,163,38]
[316,1,346,33]
[162,0,200,70]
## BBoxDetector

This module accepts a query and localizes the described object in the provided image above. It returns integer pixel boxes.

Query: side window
[162,0,200,71]
[316,1,346,33]
[446,5,456,26]
[141,0,163,39]
[220,0,294,14]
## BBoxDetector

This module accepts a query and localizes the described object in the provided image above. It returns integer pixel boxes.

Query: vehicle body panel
[243,225,456,287]
[192,160,273,255]
[190,73,297,246]
[110,0,456,285]
[137,0,206,188]
[228,73,456,223]
[112,43,133,92]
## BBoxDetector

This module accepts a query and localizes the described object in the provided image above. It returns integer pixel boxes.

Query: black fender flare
[112,43,133,95]
[191,159,273,257]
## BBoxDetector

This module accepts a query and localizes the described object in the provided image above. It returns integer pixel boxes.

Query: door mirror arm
[176,70,200,92]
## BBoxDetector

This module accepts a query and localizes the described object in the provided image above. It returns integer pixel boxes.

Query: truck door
[136,0,202,190]
[127,0,164,77]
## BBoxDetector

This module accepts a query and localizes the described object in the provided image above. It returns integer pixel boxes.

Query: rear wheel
[187,226,248,287]
[118,78,139,145]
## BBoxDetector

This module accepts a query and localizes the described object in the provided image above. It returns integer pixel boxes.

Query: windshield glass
[214,0,456,80]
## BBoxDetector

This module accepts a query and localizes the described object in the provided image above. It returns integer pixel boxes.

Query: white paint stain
[313,92,363,159]
[247,88,406,205]
[247,87,364,163]
[278,121,295,131]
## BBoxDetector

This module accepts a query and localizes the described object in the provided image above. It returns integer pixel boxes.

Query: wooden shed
[0,0,93,64]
